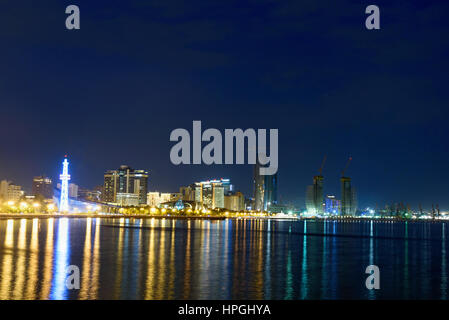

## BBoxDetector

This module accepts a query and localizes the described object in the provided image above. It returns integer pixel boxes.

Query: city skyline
[0,154,447,213]
[1,1,448,210]
[1,0,449,305]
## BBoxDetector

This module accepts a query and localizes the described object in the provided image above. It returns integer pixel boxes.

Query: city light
[59,157,71,213]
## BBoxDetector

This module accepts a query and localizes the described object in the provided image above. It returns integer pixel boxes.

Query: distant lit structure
[0,180,24,202]
[194,179,229,209]
[147,191,180,207]
[59,157,71,212]
[78,186,102,202]
[340,157,356,216]
[306,175,324,215]
[341,177,357,215]
[32,176,53,199]
[325,195,341,215]
[0,180,8,199]
[103,165,148,205]
[253,162,264,211]
[116,193,139,206]
[180,185,195,201]
[220,178,233,195]
[253,161,278,211]
[224,191,245,211]
[69,183,78,199]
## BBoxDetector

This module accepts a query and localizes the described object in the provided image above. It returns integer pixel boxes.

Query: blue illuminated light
[59,157,71,212]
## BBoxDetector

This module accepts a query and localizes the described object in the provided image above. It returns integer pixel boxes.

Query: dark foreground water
[0,217,447,300]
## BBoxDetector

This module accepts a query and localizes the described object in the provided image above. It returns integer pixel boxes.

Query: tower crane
[318,155,327,176]
[341,157,352,177]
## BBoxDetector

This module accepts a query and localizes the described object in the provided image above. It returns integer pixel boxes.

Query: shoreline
[0,213,447,223]
[0,213,226,220]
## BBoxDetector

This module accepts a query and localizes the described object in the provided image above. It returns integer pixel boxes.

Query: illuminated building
[59,157,71,212]
[267,203,290,214]
[116,193,139,206]
[0,180,24,202]
[245,197,254,210]
[254,163,264,211]
[103,165,148,205]
[78,187,102,202]
[263,173,278,211]
[224,191,245,211]
[306,175,324,215]
[194,179,227,209]
[147,192,180,207]
[0,180,8,199]
[341,177,357,215]
[220,178,233,195]
[69,183,78,199]
[180,185,195,201]
[32,176,53,199]
[253,162,278,211]
[325,195,341,215]
[147,191,161,206]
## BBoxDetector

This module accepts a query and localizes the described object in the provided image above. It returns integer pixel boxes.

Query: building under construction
[340,157,357,215]
[340,177,357,215]
[305,156,325,215]
[305,156,357,216]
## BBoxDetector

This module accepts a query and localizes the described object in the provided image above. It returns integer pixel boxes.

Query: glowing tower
[59,156,71,213]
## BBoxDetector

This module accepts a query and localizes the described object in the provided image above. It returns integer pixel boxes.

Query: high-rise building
[0,180,24,202]
[220,178,233,195]
[0,180,10,199]
[69,183,79,199]
[32,176,53,199]
[180,185,195,201]
[7,184,23,202]
[341,177,357,215]
[305,175,324,215]
[253,162,278,211]
[245,197,254,210]
[224,191,245,211]
[194,179,227,209]
[254,163,264,211]
[263,174,278,211]
[103,165,148,205]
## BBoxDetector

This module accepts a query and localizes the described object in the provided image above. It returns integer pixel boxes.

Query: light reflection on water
[0,217,448,300]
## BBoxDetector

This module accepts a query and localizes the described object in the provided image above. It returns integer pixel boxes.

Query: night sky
[0,0,448,210]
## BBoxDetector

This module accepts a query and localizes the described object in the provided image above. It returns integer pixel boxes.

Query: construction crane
[341,157,352,177]
[318,155,327,176]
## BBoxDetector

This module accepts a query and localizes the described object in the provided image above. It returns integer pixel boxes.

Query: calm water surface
[0,217,447,299]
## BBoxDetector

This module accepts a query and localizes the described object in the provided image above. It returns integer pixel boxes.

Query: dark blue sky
[0,0,448,210]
